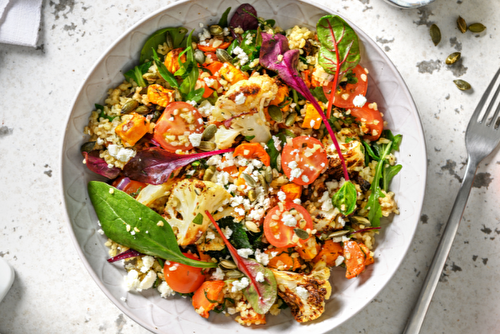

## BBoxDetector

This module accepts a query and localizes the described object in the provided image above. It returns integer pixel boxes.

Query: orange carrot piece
[265,248,301,271]
[359,242,374,266]
[147,84,174,107]
[164,48,186,74]
[313,240,343,267]
[115,113,150,147]
[344,241,366,279]
[192,280,225,318]
[233,143,270,166]
[296,237,320,261]
[280,183,302,202]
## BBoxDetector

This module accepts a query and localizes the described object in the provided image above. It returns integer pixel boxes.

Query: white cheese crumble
[282,212,297,227]
[212,267,225,280]
[234,92,246,105]
[353,94,367,108]
[335,255,345,267]
[293,198,302,205]
[188,132,203,147]
[97,229,104,235]
[198,28,211,41]
[206,231,216,240]
[254,249,270,265]
[107,144,136,163]
[295,286,309,300]
[255,272,265,283]
[237,248,254,259]
[124,270,141,291]
[139,270,157,290]
[301,175,310,183]
[277,190,287,202]
[157,281,175,298]
[140,256,155,273]
[223,226,233,239]
[231,277,250,292]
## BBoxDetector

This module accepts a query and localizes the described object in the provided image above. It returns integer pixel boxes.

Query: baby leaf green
[332,180,357,215]
[140,27,188,63]
[88,181,216,268]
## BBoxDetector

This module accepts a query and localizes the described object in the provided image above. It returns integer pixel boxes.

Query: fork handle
[403,157,479,334]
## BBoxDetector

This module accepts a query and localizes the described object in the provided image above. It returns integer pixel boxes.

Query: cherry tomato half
[153,102,204,153]
[264,202,314,248]
[281,136,328,186]
[323,65,368,109]
[350,104,384,141]
[233,143,271,166]
[163,253,206,293]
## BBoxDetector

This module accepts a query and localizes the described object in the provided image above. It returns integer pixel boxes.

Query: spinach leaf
[382,164,402,191]
[366,142,393,227]
[227,38,239,55]
[140,27,188,63]
[192,213,203,225]
[218,217,252,249]
[383,130,403,151]
[88,181,216,268]
[311,86,328,104]
[178,31,199,96]
[95,104,117,122]
[332,181,357,215]
[124,61,152,87]
[362,141,380,161]
[185,87,205,103]
[152,48,179,89]
[265,137,280,170]
[218,7,231,27]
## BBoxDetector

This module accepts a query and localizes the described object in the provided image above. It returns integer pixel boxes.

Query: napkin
[0,0,43,47]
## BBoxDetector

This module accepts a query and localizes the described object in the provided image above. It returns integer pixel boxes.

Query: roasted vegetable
[115,113,150,147]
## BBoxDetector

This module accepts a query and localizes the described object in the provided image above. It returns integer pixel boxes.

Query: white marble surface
[1,0,499,333]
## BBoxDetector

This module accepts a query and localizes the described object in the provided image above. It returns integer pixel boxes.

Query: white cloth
[0,0,43,47]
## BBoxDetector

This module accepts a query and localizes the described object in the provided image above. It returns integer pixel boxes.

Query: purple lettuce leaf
[123,147,235,185]
[83,151,121,179]
[229,4,258,32]
[107,249,142,263]
[259,32,350,181]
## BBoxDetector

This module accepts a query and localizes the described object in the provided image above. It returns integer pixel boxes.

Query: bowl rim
[60,0,427,332]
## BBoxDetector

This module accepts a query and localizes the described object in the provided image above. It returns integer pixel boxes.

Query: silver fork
[403,68,500,334]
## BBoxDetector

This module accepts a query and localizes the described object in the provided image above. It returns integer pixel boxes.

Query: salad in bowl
[82,3,402,326]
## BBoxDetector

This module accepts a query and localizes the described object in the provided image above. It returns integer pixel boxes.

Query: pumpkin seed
[265,166,273,183]
[445,52,461,65]
[468,23,486,33]
[294,228,309,240]
[248,189,257,202]
[225,270,243,279]
[268,105,283,122]
[156,105,165,111]
[151,110,162,123]
[219,260,237,269]
[276,154,282,172]
[121,100,139,114]
[242,173,257,187]
[285,112,297,126]
[258,174,268,192]
[429,24,441,46]
[80,141,96,153]
[203,165,216,181]
[349,216,371,226]
[142,73,158,83]
[216,48,232,63]
[454,79,471,91]
[328,230,350,238]
[174,88,182,101]
[198,141,217,151]
[245,220,260,233]
[209,24,223,36]
[165,31,173,49]
[194,49,205,64]
[135,105,150,115]
[457,16,467,34]
[201,124,218,141]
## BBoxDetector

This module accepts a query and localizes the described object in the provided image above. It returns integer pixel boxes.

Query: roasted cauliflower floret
[164,179,231,245]
[231,113,272,144]
[214,126,241,149]
[271,261,331,323]
[323,131,365,180]
[212,73,278,121]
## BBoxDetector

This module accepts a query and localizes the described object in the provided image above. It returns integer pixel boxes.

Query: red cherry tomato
[153,102,204,152]
[163,253,206,293]
[323,65,368,109]
[263,202,314,248]
[281,136,328,186]
[350,104,384,141]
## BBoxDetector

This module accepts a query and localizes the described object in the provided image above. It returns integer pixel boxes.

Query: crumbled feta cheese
[231,277,250,292]
[198,28,211,41]
[107,163,114,169]
[223,226,233,239]
[97,137,104,145]
[207,155,222,166]
[288,161,298,169]
[212,267,225,280]
[234,207,245,216]
[206,231,215,240]
[188,133,203,147]
[157,281,175,298]
[204,77,216,87]
[353,94,367,108]
[107,144,136,163]
[227,184,237,193]
[295,286,309,300]
[139,270,157,290]
[197,100,215,117]
[120,297,127,302]
[293,198,302,205]
[335,255,345,267]
[254,249,270,265]
[217,171,230,185]
[237,248,254,258]
[124,270,141,291]
[140,256,155,273]
[97,229,104,235]
[223,27,230,36]
[301,175,309,183]
[255,272,265,282]
[277,190,287,202]
[234,92,246,105]
[272,135,282,150]
[282,212,297,227]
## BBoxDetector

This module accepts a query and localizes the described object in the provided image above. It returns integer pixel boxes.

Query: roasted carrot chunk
[192,280,225,318]
[313,239,343,267]
[296,237,320,261]
[265,248,301,271]
[219,62,248,84]
[234,143,271,166]
[115,113,150,147]
[280,183,302,202]
[147,84,174,107]
[204,60,224,76]
[359,242,374,266]
[164,48,186,74]
[269,83,290,112]
[301,102,323,129]
[344,240,366,279]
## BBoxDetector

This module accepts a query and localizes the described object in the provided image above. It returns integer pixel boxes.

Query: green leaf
[218,218,252,249]
[192,213,204,225]
[310,86,328,104]
[88,181,216,268]
[241,259,277,314]
[185,88,205,103]
[152,48,179,89]
[264,19,275,28]
[124,61,152,87]
[95,104,117,122]
[227,38,239,55]
[218,7,231,27]
[383,130,403,151]
[332,181,357,215]
[140,27,188,63]
[366,142,393,227]
[317,15,360,78]
[244,135,256,141]
[265,137,280,170]
[362,141,380,161]
[382,164,402,191]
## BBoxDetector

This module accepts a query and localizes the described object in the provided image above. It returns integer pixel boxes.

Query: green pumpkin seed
[174,88,182,101]
[248,189,257,202]
[156,104,165,111]
[203,165,216,181]
[454,79,471,91]
[142,73,158,83]
[135,105,150,115]
[328,230,350,238]
[268,105,283,122]
[165,31,173,49]
[468,23,486,33]
[225,270,243,279]
[209,24,223,36]
[258,174,268,192]
[201,124,218,141]
[265,166,273,183]
[294,228,309,240]
[457,16,467,34]
[349,216,371,226]
[80,141,96,153]
[219,260,237,269]
[285,112,297,126]
[198,141,217,151]
[276,154,282,172]
[216,48,232,63]
[151,110,162,123]
[242,173,257,187]
[245,220,260,233]
[429,24,441,46]
[194,49,205,64]
[446,52,461,65]
[121,100,139,114]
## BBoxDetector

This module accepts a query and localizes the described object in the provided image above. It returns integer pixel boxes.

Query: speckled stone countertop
[1,0,499,333]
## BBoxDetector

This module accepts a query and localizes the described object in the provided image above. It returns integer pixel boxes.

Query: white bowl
[61,0,427,333]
